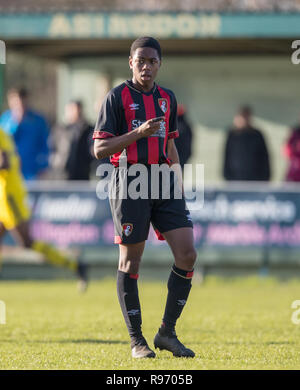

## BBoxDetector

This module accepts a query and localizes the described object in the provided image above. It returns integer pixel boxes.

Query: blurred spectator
[51,100,93,180]
[0,87,50,180]
[90,98,111,181]
[283,118,300,182]
[223,105,270,181]
[174,104,193,169]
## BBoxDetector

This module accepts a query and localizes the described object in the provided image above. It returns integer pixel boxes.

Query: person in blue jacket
[0,87,49,180]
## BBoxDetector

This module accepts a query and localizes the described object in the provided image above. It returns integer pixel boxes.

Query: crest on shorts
[158,98,168,114]
[122,223,133,237]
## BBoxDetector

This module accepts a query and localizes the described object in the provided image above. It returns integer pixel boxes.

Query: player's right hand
[137,118,164,138]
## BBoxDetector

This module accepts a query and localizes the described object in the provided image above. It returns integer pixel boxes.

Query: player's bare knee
[175,248,197,270]
[118,257,141,274]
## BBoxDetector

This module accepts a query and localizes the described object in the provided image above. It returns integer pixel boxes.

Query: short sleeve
[168,93,179,140]
[93,91,120,139]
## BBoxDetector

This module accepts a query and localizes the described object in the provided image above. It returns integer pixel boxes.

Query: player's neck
[131,77,155,93]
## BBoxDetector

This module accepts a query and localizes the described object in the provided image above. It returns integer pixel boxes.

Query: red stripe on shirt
[157,86,171,162]
[111,151,123,167]
[142,94,159,164]
[121,86,138,164]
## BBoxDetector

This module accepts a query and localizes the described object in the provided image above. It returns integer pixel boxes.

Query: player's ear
[129,56,133,70]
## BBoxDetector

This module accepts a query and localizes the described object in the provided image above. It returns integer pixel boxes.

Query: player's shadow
[191,340,295,345]
[0,339,127,345]
[225,341,295,345]
[57,339,128,345]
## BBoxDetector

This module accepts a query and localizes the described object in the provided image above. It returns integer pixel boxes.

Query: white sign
[291,40,300,65]
[0,40,6,64]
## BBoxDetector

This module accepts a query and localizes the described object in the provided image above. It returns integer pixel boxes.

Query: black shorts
[109,165,193,244]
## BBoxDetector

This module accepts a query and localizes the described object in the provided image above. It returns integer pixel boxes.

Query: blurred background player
[283,114,300,182]
[50,100,94,180]
[0,87,50,180]
[174,104,193,170]
[223,105,271,182]
[0,127,88,291]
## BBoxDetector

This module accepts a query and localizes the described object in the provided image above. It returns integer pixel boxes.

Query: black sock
[117,270,143,346]
[160,264,193,335]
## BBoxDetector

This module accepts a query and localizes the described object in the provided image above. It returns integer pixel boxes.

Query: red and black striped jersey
[93,80,179,167]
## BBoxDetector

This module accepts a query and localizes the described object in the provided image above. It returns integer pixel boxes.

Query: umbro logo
[129,103,139,111]
[127,309,140,316]
[177,300,186,306]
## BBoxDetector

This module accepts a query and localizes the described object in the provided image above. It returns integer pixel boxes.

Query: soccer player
[0,127,88,291]
[93,37,197,358]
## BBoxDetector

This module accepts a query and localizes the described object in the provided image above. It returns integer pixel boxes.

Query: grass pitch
[0,275,300,370]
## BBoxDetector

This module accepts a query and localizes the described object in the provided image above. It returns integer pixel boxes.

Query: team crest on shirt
[122,223,133,237]
[158,98,168,114]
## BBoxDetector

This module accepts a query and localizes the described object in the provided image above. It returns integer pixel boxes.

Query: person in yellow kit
[0,127,88,291]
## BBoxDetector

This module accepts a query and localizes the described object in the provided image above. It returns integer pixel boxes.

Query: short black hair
[130,36,162,60]
[69,100,83,110]
[239,105,252,116]
[8,87,28,99]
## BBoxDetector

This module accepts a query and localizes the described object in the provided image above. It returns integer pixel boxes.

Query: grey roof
[1,0,300,13]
